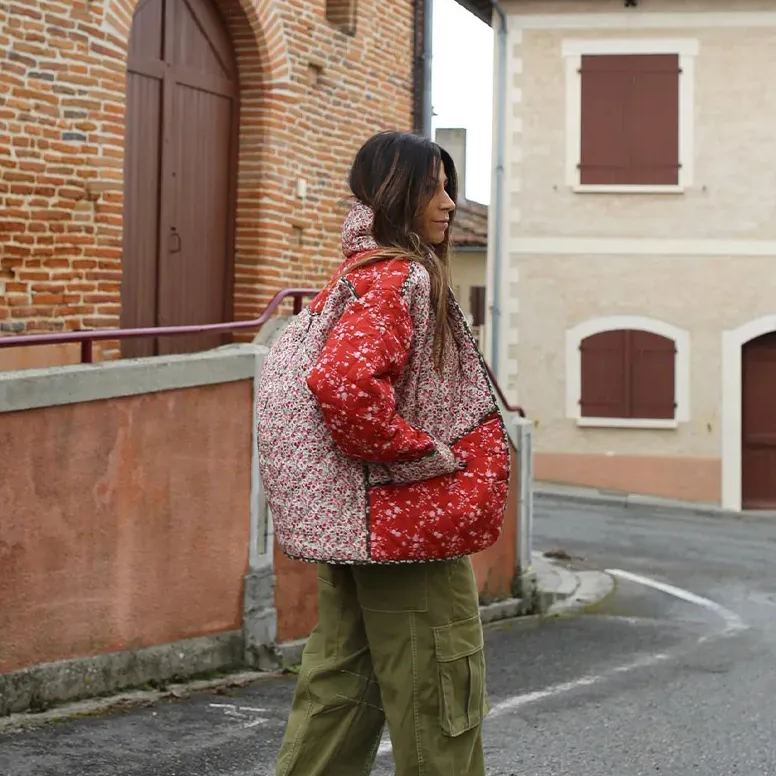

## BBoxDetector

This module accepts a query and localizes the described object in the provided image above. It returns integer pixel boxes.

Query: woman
[257,131,510,776]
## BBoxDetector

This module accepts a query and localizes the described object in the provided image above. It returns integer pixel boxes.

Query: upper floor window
[562,39,698,193]
[579,54,679,186]
[326,0,357,35]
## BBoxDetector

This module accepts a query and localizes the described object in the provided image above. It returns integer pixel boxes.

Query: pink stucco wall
[2,382,524,674]
[0,382,253,674]
[536,452,721,505]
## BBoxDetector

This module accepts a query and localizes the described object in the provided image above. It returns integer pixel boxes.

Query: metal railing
[0,286,525,416]
[0,288,317,364]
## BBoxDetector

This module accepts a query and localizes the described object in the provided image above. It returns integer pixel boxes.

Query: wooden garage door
[121,0,238,356]
[742,332,776,509]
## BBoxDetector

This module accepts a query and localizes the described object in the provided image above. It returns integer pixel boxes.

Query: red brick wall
[0,0,416,362]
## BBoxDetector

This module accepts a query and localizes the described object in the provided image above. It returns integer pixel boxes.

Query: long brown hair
[346,131,458,370]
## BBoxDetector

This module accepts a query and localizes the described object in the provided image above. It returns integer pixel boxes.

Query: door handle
[169,228,182,254]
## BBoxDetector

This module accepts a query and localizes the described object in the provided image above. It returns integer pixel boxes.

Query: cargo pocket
[433,615,486,737]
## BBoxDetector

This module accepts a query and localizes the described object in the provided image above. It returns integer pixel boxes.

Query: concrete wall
[493,0,776,504]
[0,349,258,675]
[0,346,529,711]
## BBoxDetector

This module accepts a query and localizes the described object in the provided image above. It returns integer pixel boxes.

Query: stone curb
[0,670,279,735]
[534,484,770,521]
[546,570,616,616]
[532,551,616,617]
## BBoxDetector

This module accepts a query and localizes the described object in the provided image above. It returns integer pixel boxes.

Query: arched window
[581,330,675,419]
[566,317,690,428]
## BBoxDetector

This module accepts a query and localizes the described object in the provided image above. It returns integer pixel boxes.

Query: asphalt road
[2,496,776,775]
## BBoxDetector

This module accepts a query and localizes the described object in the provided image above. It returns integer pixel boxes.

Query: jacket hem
[280,548,469,566]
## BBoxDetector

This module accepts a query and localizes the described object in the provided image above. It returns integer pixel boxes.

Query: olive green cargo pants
[275,556,487,776]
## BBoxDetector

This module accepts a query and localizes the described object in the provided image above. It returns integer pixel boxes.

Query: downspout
[422,0,434,137]
[489,0,507,376]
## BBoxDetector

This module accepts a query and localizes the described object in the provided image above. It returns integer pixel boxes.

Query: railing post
[514,417,533,575]
[245,345,279,670]
[292,294,303,315]
[511,416,535,607]
[80,339,93,364]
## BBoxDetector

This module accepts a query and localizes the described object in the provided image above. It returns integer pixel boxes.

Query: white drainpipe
[489,0,507,377]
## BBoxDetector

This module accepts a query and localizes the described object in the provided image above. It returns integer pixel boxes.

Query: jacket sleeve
[306,282,460,483]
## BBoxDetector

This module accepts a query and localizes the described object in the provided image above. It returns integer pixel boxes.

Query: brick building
[0,0,440,369]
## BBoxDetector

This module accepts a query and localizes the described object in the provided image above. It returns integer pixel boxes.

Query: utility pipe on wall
[489,0,507,377]
[422,0,434,137]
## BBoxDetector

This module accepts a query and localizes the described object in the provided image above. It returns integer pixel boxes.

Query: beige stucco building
[485,1,776,510]
[436,128,489,348]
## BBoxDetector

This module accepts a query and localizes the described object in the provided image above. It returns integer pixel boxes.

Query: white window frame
[566,316,690,429]
[562,38,699,194]
[721,315,776,511]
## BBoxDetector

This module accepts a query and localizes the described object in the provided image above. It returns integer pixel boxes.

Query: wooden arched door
[121,0,238,356]
[742,332,776,509]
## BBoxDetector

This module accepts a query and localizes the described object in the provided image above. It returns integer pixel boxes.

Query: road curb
[534,484,766,521]
[0,670,279,735]
[532,551,616,617]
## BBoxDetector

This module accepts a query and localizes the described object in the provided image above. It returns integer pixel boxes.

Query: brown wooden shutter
[580,54,680,185]
[627,55,680,185]
[629,331,676,419]
[470,286,487,327]
[580,330,628,418]
[580,55,630,185]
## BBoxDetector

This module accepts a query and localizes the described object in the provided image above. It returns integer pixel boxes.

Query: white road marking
[606,568,747,633]
[488,651,672,718]
[242,718,269,729]
[209,702,271,729]
[376,567,748,759]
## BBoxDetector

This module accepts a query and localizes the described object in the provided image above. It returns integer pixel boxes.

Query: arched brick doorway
[742,331,776,509]
[121,0,238,356]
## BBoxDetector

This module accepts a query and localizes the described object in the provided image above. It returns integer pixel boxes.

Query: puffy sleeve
[306,282,460,483]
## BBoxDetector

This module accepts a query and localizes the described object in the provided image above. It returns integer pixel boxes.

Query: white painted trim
[577,417,679,430]
[563,38,697,191]
[566,316,690,425]
[564,53,581,188]
[509,237,776,257]
[721,315,776,511]
[572,185,684,195]
[562,39,699,56]
[512,12,776,30]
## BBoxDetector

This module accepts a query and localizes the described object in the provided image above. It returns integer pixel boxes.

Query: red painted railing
[0,288,317,365]
[0,286,525,416]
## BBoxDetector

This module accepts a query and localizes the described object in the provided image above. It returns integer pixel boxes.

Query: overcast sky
[431,0,494,204]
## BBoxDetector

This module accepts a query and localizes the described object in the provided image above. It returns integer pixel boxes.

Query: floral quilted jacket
[256,202,510,564]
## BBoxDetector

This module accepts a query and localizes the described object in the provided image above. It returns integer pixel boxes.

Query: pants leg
[353,557,487,776]
[275,564,385,776]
